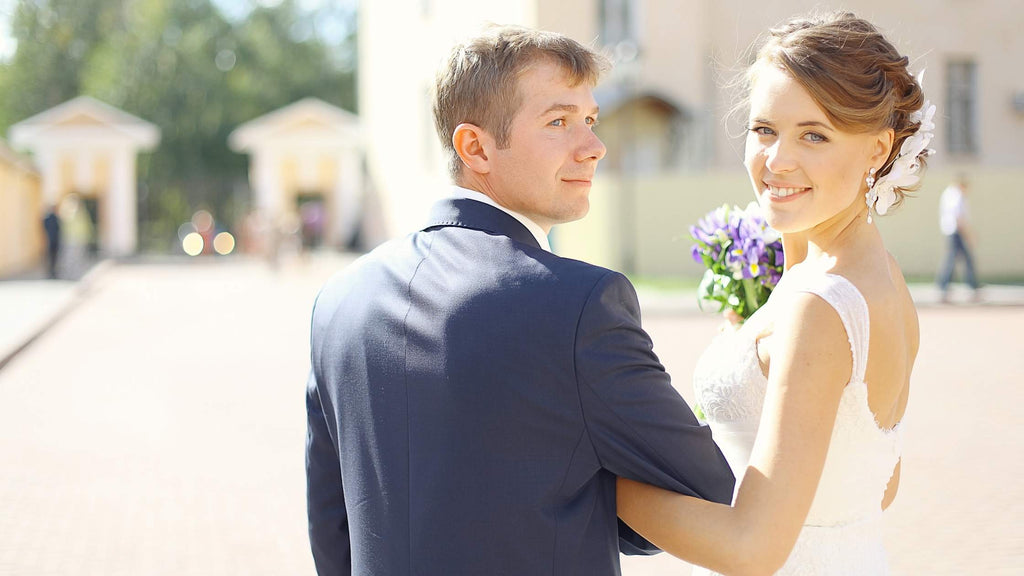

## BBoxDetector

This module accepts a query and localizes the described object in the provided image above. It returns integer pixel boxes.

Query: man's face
[484,60,606,231]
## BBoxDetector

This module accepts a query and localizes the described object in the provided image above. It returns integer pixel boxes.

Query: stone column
[251,149,284,259]
[253,149,281,216]
[108,147,137,256]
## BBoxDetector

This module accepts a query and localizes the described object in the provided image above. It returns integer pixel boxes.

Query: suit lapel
[424,199,543,250]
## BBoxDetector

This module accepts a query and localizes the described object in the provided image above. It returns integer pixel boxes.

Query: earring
[865,168,878,224]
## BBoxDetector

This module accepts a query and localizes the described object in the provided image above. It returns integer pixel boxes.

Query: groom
[305,25,734,575]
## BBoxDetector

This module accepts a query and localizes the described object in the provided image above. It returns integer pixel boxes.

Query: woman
[617,12,932,575]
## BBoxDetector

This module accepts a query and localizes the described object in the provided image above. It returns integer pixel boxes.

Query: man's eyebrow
[539,103,600,116]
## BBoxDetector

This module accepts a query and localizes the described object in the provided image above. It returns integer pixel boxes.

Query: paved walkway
[0,260,109,370]
[4,257,1020,370]
[0,254,1020,574]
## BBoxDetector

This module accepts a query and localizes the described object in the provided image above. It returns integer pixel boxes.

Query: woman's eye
[750,126,775,136]
[804,132,827,143]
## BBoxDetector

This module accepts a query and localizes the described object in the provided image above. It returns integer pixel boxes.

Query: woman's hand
[724,309,744,326]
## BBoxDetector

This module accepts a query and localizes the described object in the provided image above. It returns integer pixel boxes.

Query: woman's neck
[782,199,881,270]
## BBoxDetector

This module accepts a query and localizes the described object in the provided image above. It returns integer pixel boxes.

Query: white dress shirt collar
[449,186,551,251]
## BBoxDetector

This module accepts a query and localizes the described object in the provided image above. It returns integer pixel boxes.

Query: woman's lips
[763,184,810,201]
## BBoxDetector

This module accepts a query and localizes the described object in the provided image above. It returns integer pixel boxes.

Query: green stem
[742,277,759,318]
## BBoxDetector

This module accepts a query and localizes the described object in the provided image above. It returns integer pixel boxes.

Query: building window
[600,0,638,47]
[946,59,977,155]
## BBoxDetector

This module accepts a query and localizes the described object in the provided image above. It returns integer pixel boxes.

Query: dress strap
[786,271,870,383]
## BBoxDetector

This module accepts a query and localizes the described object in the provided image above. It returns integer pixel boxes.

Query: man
[42,205,61,279]
[305,25,733,575]
[937,174,979,302]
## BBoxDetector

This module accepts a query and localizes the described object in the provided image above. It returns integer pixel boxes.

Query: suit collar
[424,198,543,250]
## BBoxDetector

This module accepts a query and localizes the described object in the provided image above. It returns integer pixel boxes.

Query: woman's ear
[453,123,491,175]
[870,128,895,167]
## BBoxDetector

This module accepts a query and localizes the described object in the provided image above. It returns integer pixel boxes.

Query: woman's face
[744,64,890,234]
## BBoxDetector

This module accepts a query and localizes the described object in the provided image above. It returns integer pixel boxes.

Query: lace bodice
[692,266,901,574]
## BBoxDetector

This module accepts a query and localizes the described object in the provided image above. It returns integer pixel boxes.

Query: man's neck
[449,185,551,250]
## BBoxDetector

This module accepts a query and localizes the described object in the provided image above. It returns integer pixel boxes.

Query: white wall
[360,0,1024,279]
[359,0,541,239]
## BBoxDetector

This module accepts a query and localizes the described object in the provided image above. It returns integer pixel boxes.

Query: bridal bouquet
[689,201,784,321]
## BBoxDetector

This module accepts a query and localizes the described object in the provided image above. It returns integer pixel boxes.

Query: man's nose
[578,127,607,162]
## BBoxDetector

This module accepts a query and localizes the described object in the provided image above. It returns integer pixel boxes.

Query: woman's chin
[763,213,799,235]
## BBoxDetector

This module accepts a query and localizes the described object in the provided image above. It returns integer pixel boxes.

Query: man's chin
[553,202,590,226]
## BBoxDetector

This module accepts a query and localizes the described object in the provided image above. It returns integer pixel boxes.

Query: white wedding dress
[691,265,901,575]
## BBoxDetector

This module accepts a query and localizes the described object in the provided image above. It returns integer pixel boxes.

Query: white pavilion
[8,96,160,257]
[229,98,364,250]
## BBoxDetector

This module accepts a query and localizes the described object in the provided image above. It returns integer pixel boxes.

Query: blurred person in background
[937,174,980,302]
[59,194,94,279]
[42,205,61,279]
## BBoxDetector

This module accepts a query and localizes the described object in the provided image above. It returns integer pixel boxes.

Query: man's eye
[586,117,599,127]
[550,118,565,127]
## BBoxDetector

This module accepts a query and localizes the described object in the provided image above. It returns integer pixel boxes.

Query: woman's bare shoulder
[825,250,919,361]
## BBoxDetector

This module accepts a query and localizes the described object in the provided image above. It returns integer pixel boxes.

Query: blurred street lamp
[182,232,204,256]
[213,232,236,255]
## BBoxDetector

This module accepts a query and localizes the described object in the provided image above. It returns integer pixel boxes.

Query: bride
[617,12,932,575]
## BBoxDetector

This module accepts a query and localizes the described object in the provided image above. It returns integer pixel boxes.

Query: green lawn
[626,275,701,294]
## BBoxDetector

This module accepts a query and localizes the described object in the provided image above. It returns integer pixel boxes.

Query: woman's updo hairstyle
[747,11,927,206]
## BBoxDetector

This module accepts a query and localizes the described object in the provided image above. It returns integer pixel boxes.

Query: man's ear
[870,128,895,167]
[453,123,491,175]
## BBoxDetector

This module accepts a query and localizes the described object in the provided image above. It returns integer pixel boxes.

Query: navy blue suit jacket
[306,198,734,575]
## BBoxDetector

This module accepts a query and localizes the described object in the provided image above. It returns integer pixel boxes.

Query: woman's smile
[762,183,812,202]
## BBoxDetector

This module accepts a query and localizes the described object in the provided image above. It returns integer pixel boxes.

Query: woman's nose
[764,140,796,173]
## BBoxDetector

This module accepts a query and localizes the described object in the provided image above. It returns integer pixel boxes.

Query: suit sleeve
[573,272,736,551]
[306,368,351,575]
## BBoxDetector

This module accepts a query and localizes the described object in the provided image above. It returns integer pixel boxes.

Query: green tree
[0,0,126,127]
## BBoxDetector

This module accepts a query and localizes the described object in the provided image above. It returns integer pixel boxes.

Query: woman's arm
[617,292,851,576]
[882,458,901,510]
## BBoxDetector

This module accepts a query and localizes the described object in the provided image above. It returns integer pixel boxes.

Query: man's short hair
[432,25,610,182]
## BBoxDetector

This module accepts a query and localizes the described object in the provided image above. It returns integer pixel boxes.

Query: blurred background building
[0,137,41,277]
[9,95,160,257]
[0,0,359,275]
[229,97,368,254]
[361,0,1024,280]
[0,0,1020,282]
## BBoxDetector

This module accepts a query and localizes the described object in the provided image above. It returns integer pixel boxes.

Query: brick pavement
[0,257,341,575]
[0,256,1020,575]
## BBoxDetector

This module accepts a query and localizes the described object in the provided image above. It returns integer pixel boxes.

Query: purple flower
[691,244,703,264]
[688,202,786,320]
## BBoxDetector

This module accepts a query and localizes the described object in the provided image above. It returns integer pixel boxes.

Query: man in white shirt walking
[937,174,980,302]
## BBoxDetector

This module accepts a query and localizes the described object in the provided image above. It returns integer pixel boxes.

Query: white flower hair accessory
[866,79,936,222]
